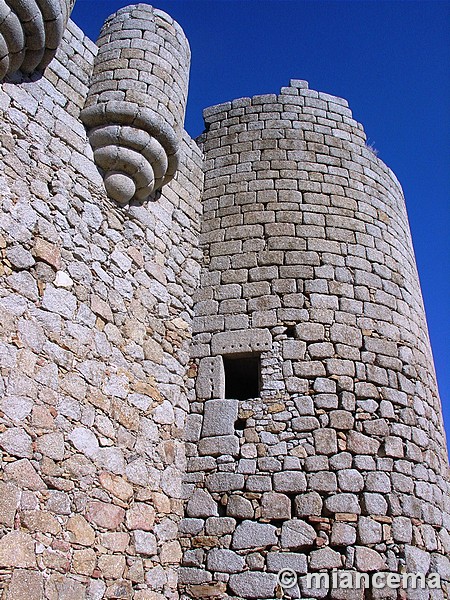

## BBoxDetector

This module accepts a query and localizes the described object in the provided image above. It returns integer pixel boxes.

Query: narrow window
[223,354,261,400]
[285,325,296,338]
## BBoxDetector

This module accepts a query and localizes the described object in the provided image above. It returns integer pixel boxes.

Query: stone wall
[0,12,203,600]
[180,80,450,599]
[1,3,449,600]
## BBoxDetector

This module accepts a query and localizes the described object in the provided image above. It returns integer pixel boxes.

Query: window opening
[285,325,296,338]
[223,354,261,400]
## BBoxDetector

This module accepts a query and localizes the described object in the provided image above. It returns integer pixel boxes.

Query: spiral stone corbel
[80,4,191,206]
[0,0,75,80]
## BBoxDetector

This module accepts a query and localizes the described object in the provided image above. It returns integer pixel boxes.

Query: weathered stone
[211,329,271,355]
[179,567,213,585]
[365,472,391,493]
[180,518,204,538]
[232,521,277,549]
[266,552,307,574]
[354,547,387,571]
[261,492,291,520]
[196,356,225,400]
[0,481,20,526]
[309,547,343,570]
[198,435,239,457]
[0,427,32,458]
[283,340,307,359]
[46,575,86,600]
[331,522,357,546]
[100,472,134,502]
[91,294,113,322]
[73,548,97,576]
[206,473,244,493]
[67,514,96,546]
[338,469,364,492]
[392,516,413,543]
[205,517,236,535]
[95,447,126,476]
[324,493,361,515]
[46,490,71,515]
[309,471,338,493]
[69,427,99,458]
[227,495,254,519]
[42,287,77,319]
[184,414,203,443]
[361,493,388,515]
[7,245,36,270]
[329,410,354,430]
[228,572,277,599]
[126,503,156,530]
[4,459,46,490]
[357,516,383,544]
[186,490,218,518]
[0,531,36,567]
[6,569,43,600]
[206,549,245,573]
[97,553,126,578]
[383,436,404,458]
[105,580,132,600]
[33,238,62,269]
[273,471,307,493]
[292,416,320,431]
[133,530,157,556]
[294,491,323,517]
[404,545,431,574]
[86,501,125,530]
[153,400,175,425]
[100,533,130,553]
[201,399,238,437]
[36,432,65,461]
[54,271,73,288]
[347,431,380,455]
[246,475,272,492]
[21,510,61,535]
[281,519,316,549]
[313,428,338,455]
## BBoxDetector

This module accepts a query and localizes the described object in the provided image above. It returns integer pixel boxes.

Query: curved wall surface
[181,80,450,600]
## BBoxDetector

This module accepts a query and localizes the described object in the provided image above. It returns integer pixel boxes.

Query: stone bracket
[195,356,225,400]
[211,329,272,356]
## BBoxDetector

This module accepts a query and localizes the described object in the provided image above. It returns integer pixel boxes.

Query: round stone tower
[180,80,450,599]
[81,3,190,205]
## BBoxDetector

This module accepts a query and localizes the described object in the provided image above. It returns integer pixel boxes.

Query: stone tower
[179,83,450,599]
[0,2,449,600]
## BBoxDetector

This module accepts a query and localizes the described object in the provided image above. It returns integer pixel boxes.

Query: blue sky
[72,1,450,438]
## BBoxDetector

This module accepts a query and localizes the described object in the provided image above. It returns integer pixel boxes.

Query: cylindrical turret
[81,3,191,206]
[181,80,450,599]
[0,0,75,80]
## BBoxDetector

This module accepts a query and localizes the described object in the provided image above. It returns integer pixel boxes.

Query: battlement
[0,3,449,600]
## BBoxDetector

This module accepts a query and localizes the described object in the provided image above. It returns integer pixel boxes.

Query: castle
[0,2,449,599]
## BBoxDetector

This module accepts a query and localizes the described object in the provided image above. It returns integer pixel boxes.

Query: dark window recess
[223,355,261,400]
[235,418,247,430]
[285,325,296,338]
